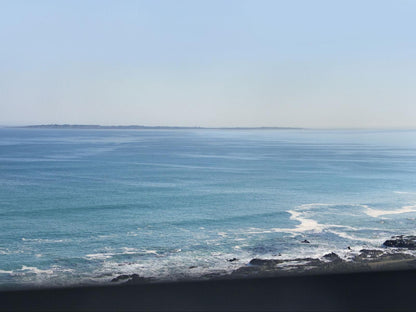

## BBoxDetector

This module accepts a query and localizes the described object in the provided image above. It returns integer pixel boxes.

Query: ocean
[1,128,416,288]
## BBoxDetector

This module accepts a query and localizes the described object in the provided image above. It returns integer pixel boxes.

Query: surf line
[364,204,416,218]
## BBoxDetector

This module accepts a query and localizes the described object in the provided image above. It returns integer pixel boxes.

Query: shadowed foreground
[1,269,416,311]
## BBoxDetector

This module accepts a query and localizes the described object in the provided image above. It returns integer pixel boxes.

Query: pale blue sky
[1,0,415,127]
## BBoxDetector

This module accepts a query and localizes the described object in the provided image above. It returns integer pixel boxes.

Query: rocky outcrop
[109,235,416,283]
[111,274,132,282]
[249,258,283,266]
[230,247,416,279]
[323,252,342,262]
[111,274,151,284]
[230,254,346,278]
[383,235,416,249]
[354,249,385,261]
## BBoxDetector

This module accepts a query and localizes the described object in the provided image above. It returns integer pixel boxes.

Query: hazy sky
[1,0,415,128]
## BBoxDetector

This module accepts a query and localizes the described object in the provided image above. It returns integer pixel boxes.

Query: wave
[22,237,65,243]
[251,202,372,235]
[297,202,416,220]
[21,266,54,275]
[364,204,416,218]
[85,253,115,260]
[0,248,23,255]
[325,229,384,244]
[85,248,160,261]
[246,210,325,234]
[287,210,326,233]
[96,249,254,282]
[245,202,399,241]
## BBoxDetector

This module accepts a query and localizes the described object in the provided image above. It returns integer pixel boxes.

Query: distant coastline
[17,124,303,130]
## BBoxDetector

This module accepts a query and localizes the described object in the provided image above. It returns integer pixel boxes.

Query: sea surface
[1,128,416,288]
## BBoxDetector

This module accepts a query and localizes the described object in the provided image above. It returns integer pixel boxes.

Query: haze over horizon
[1,0,415,128]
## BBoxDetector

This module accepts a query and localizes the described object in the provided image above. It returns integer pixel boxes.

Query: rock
[230,258,285,278]
[249,258,270,266]
[249,258,283,266]
[383,235,416,249]
[111,274,150,284]
[125,274,152,285]
[227,258,238,262]
[355,249,384,261]
[189,266,197,269]
[301,240,310,244]
[347,246,352,250]
[323,253,341,262]
[111,274,132,282]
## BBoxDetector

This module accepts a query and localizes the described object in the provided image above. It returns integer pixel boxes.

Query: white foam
[85,248,160,261]
[121,247,138,253]
[326,230,384,244]
[91,247,256,283]
[0,269,13,274]
[21,266,54,275]
[85,253,115,260]
[21,238,65,243]
[364,204,416,218]
[248,210,325,234]
[287,210,325,233]
[143,249,158,255]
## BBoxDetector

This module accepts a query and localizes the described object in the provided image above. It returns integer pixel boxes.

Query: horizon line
[2,124,416,131]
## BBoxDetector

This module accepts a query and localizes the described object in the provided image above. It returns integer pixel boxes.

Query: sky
[1,0,415,128]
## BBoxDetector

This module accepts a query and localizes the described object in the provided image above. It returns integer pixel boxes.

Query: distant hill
[20,124,302,130]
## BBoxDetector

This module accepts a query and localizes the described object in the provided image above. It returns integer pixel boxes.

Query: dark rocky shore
[112,235,416,285]
[3,235,416,311]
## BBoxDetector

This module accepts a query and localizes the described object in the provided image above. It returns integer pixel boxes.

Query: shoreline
[2,238,416,311]
[110,235,416,285]
[3,236,416,290]
[3,267,416,311]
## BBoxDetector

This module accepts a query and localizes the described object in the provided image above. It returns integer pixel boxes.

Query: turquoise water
[1,128,416,287]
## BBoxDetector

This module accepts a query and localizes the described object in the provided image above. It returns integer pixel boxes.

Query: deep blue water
[1,128,416,287]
